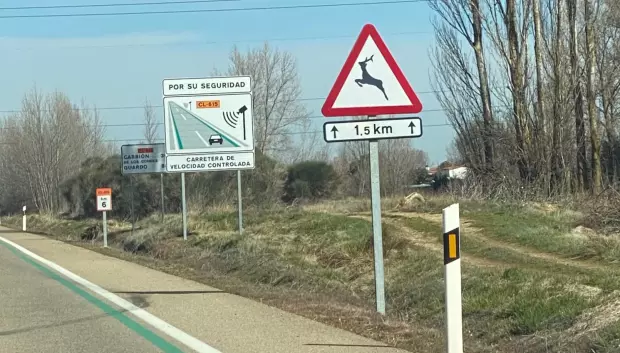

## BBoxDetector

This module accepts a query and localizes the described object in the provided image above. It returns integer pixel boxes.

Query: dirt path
[348,214,506,268]
[377,211,609,271]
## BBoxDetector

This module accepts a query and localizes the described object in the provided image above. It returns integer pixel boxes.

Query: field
[4,195,620,353]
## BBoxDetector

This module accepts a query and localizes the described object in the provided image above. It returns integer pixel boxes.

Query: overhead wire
[0,121,453,145]
[0,90,462,114]
[0,0,240,11]
[4,30,431,51]
[0,0,439,142]
[0,0,426,19]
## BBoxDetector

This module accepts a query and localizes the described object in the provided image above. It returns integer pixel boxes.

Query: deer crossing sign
[321,23,423,117]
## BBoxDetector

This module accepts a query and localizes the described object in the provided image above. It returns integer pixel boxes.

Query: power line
[0,0,239,11]
[0,0,425,19]
[0,118,452,131]
[0,91,447,114]
[4,31,430,51]
[0,122,453,145]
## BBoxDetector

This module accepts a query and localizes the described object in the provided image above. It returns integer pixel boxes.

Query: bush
[59,151,284,220]
[282,161,338,203]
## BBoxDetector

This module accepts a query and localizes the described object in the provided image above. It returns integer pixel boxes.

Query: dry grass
[5,195,620,352]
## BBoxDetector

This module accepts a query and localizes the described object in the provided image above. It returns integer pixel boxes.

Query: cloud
[0,31,201,50]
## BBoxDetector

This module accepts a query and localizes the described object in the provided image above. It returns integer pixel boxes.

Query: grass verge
[4,198,620,352]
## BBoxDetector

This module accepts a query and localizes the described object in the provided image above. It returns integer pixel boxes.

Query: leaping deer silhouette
[354,55,388,100]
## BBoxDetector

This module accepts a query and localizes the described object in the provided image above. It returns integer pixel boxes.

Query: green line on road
[0,241,185,353]
[170,104,185,150]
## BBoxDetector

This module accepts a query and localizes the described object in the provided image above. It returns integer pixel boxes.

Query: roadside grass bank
[5,197,620,353]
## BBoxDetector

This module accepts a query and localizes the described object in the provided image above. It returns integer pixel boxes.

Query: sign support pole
[237,170,243,234]
[368,117,386,315]
[130,176,135,235]
[160,173,165,222]
[181,172,188,241]
[103,211,108,248]
[443,203,463,353]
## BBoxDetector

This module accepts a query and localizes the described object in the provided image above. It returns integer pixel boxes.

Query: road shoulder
[0,228,408,353]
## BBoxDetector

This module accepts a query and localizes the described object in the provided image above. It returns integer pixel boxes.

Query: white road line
[0,235,222,353]
[180,113,187,121]
[195,131,210,146]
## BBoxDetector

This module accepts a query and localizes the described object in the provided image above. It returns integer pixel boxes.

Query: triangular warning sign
[321,24,423,117]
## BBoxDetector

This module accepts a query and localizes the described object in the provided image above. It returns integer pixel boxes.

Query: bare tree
[0,88,106,213]
[429,0,495,168]
[143,98,158,143]
[215,42,311,157]
[585,0,602,193]
[379,139,428,196]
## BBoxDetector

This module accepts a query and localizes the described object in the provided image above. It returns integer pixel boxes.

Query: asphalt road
[167,101,238,151]
[0,240,188,353]
[0,229,410,353]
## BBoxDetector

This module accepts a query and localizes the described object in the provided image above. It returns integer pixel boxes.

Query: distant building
[426,164,469,180]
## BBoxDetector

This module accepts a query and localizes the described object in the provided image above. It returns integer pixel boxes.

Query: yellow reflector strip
[448,233,457,258]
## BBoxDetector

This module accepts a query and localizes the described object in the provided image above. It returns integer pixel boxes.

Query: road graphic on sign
[167,101,248,152]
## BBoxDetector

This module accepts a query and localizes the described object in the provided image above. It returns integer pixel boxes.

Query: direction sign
[96,188,112,212]
[166,151,255,173]
[323,117,422,143]
[321,24,423,117]
[163,94,254,155]
[121,143,166,174]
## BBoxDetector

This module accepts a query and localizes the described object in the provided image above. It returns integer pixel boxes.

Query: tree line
[430,0,620,197]
[0,43,428,217]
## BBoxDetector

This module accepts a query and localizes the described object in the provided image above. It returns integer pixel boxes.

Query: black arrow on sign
[331,126,339,139]
[408,121,416,134]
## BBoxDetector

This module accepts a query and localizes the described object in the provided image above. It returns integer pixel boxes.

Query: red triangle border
[321,24,423,117]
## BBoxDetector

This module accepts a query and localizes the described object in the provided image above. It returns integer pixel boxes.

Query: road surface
[167,101,238,151]
[0,228,411,353]
[0,236,188,352]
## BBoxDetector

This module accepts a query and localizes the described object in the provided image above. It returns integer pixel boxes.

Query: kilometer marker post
[442,203,463,353]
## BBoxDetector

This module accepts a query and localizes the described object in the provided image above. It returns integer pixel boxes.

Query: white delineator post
[442,203,463,353]
[22,206,26,231]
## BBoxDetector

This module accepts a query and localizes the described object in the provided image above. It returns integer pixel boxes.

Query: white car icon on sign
[208,134,223,145]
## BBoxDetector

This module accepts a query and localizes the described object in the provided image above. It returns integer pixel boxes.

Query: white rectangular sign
[323,117,423,143]
[165,151,255,173]
[121,143,166,174]
[96,188,112,211]
[163,93,254,155]
[97,196,112,211]
[163,76,251,96]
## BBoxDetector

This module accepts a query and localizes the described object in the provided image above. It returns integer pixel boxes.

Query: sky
[0,0,455,166]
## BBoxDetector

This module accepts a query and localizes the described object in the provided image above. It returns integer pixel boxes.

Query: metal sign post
[320,23,424,315]
[368,136,386,314]
[237,170,243,234]
[103,211,108,247]
[96,188,113,248]
[181,173,188,241]
[130,176,135,235]
[160,173,165,222]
